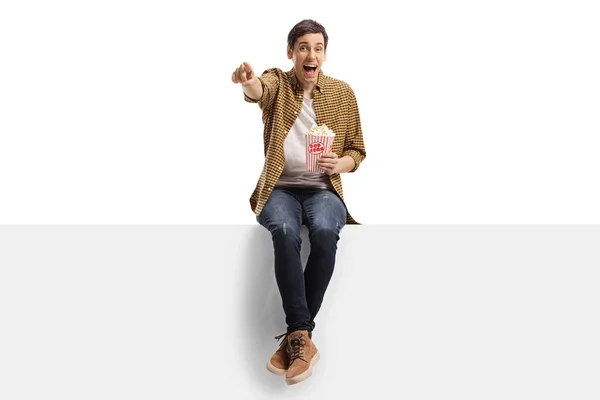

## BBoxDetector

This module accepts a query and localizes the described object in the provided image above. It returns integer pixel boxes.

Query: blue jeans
[257,187,347,333]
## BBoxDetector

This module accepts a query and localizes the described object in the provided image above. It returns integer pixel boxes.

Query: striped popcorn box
[306,124,335,173]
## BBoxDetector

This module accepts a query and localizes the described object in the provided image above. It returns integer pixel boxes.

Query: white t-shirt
[275,98,333,189]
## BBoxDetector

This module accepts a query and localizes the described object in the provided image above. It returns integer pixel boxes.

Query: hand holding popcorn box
[306,124,335,173]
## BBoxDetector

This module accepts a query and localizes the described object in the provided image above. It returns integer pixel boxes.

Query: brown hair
[287,19,329,50]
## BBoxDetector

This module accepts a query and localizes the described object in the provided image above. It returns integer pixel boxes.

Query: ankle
[287,329,313,339]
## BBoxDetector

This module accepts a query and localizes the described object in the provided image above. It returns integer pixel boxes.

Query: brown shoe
[285,330,320,385]
[266,333,289,375]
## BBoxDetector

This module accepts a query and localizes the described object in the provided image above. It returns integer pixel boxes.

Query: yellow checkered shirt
[244,68,367,225]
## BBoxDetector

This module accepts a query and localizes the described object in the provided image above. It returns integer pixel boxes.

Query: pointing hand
[231,62,257,87]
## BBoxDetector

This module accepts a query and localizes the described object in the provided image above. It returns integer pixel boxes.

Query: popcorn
[307,124,335,137]
[305,124,335,173]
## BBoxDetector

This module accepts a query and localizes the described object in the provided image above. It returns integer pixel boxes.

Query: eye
[300,46,307,51]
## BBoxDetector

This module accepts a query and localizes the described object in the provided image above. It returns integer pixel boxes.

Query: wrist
[336,156,355,174]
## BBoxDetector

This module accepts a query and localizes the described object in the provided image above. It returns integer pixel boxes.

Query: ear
[287,46,293,60]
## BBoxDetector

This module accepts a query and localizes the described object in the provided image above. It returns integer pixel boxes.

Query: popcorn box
[306,124,335,173]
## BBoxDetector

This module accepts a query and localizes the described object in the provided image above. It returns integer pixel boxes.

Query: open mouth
[303,65,317,76]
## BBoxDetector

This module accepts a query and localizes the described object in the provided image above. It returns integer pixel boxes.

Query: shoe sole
[285,351,320,385]
[266,361,287,376]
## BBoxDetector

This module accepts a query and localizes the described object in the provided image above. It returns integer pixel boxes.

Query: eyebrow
[298,42,324,46]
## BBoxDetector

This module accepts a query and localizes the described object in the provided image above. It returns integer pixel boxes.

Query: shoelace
[287,333,308,364]
[274,332,288,353]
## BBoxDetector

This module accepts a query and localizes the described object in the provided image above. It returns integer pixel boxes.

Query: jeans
[257,187,347,333]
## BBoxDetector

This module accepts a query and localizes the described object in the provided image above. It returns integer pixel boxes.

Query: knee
[269,221,301,241]
[309,224,341,245]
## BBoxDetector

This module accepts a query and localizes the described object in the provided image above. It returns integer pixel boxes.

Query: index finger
[239,64,247,83]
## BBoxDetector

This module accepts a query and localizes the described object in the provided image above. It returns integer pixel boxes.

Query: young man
[231,19,366,385]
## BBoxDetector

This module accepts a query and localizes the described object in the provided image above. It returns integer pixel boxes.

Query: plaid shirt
[244,68,367,225]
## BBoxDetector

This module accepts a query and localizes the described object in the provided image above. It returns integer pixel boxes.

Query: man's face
[288,33,327,89]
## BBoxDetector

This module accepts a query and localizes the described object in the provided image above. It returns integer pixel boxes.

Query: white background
[1,0,599,224]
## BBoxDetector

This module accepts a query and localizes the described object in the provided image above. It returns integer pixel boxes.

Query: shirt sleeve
[342,86,367,172]
[243,68,281,111]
